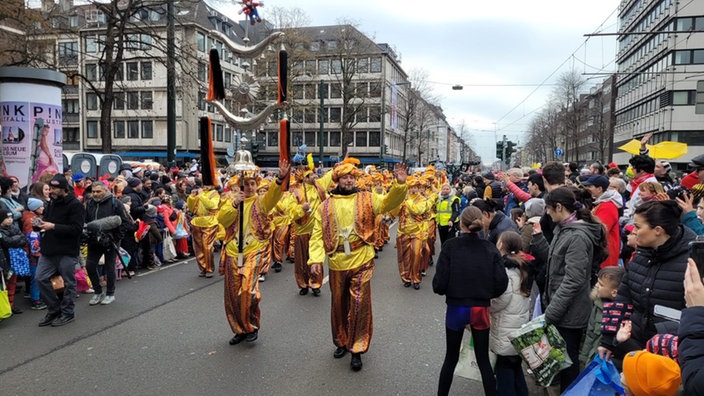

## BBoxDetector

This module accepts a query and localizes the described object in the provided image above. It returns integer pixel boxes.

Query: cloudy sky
[217,0,620,162]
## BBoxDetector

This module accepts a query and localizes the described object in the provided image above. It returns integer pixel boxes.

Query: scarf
[558,212,577,226]
[629,172,654,193]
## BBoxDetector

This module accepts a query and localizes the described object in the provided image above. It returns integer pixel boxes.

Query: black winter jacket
[679,306,704,395]
[601,225,695,351]
[40,193,85,257]
[122,185,147,220]
[0,223,27,273]
[433,232,508,307]
[84,192,130,246]
[486,211,518,245]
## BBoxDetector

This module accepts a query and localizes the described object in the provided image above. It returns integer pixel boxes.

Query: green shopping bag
[0,272,11,320]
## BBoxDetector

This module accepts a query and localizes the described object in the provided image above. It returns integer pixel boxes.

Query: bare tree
[550,70,585,162]
[0,0,54,67]
[397,68,437,163]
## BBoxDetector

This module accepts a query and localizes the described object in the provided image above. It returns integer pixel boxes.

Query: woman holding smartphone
[598,201,696,363]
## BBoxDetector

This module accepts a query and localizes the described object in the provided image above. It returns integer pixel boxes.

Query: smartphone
[653,304,681,322]
[689,240,704,276]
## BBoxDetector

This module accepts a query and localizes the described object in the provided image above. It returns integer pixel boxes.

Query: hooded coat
[531,220,605,328]
[592,189,623,267]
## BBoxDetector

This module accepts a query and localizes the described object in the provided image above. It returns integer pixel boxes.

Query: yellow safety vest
[436,196,458,226]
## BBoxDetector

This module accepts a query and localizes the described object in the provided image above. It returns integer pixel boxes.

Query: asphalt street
[0,227,486,395]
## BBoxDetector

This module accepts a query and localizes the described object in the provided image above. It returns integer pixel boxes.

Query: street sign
[554,148,563,157]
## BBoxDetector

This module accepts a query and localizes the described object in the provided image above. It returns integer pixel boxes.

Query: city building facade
[613,0,704,168]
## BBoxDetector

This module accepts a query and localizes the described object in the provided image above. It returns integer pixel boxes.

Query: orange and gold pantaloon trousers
[396,233,425,284]
[271,224,290,263]
[294,233,323,289]
[373,215,385,250]
[426,220,437,262]
[191,224,218,274]
[287,226,296,260]
[329,259,375,354]
[223,251,265,335]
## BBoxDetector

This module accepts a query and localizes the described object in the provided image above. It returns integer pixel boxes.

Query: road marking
[136,257,194,277]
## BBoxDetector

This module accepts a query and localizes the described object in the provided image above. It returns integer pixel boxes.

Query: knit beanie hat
[127,177,142,188]
[27,197,44,212]
[144,205,157,218]
[623,350,681,396]
[646,334,679,363]
[0,208,12,221]
[524,198,545,219]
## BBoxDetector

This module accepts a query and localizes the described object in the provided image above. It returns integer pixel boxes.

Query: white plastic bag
[454,329,497,381]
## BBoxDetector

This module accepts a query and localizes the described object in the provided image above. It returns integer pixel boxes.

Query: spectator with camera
[84,181,129,306]
[35,174,85,327]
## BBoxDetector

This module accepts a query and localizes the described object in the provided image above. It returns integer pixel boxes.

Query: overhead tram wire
[493,5,620,128]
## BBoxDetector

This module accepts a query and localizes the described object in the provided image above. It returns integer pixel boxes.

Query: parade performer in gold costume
[393,176,435,289]
[308,159,408,371]
[218,160,289,345]
[287,156,332,296]
[187,186,221,278]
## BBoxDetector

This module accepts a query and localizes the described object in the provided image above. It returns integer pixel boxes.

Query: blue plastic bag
[563,355,625,396]
[8,247,30,276]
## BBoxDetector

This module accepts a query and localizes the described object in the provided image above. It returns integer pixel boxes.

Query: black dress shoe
[403,282,411,288]
[38,313,60,327]
[245,331,258,343]
[12,307,23,314]
[299,287,309,295]
[51,314,74,327]
[229,333,247,345]
[312,288,321,297]
[333,346,348,359]
[413,283,420,290]
[272,262,283,272]
[350,353,363,371]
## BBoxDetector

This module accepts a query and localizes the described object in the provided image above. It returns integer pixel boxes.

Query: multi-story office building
[254,25,418,167]
[613,0,704,168]
[38,0,272,162]
[32,1,454,167]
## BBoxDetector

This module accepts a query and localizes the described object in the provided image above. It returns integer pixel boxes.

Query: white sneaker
[89,293,104,306]
[101,295,115,305]
[258,275,266,282]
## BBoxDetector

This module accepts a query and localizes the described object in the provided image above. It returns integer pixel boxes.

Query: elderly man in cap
[308,159,408,371]
[217,159,290,345]
[582,174,622,268]
[34,174,85,327]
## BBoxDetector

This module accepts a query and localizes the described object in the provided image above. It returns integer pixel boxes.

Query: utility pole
[319,80,324,166]
[502,134,507,170]
[166,0,176,166]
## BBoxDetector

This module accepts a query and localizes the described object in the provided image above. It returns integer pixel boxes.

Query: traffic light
[496,141,504,161]
[504,141,516,164]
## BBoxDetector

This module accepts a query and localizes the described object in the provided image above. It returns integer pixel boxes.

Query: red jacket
[593,200,620,267]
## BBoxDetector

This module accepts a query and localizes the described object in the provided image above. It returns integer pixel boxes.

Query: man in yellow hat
[217,159,290,345]
[187,184,221,278]
[308,159,408,371]
[285,163,332,296]
[393,175,436,289]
